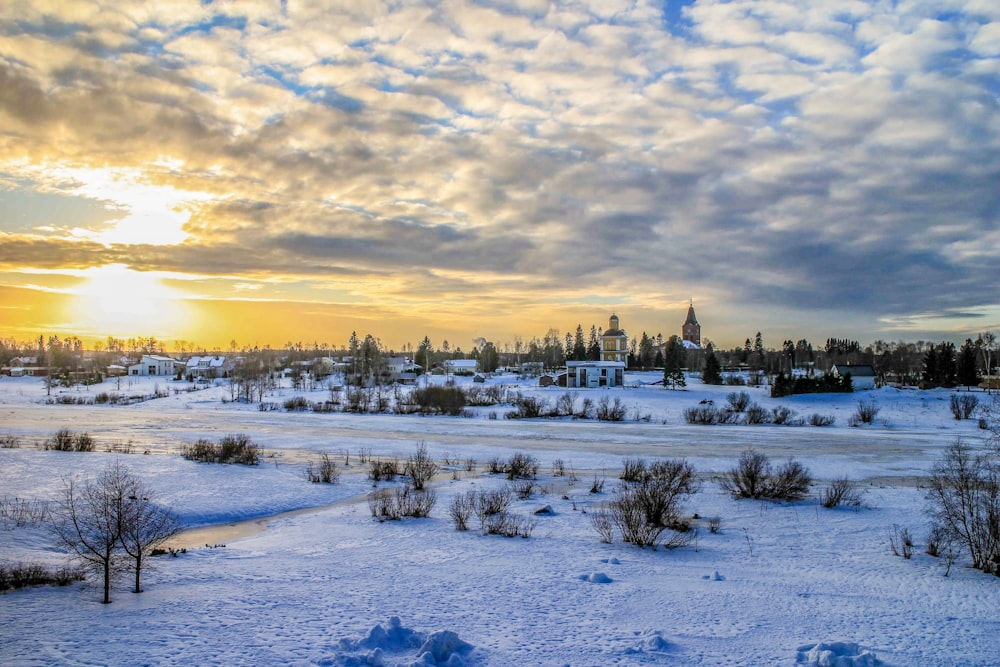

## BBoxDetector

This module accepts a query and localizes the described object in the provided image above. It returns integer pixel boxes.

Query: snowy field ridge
[1,373,998,665]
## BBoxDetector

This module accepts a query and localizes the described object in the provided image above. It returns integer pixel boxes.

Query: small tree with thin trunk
[119,480,181,594]
[52,462,131,603]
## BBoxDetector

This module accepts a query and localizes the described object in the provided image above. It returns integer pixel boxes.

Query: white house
[129,354,179,376]
[444,359,478,375]
[831,364,877,390]
[384,357,421,382]
[566,360,626,388]
[185,355,229,379]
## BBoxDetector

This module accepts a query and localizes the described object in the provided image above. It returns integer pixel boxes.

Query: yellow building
[601,314,628,363]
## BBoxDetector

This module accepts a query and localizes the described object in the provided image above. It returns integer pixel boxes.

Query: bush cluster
[44,429,95,452]
[0,496,50,530]
[180,434,261,465]
[367,486,436,520]
[719,449,812,501]
[448,486,535,537]
[950,394,980,420]
[595,457,698,549]
[0,562,84,591]
[304,454,340,484]
[409,386,467,415]
[368,458,402,482]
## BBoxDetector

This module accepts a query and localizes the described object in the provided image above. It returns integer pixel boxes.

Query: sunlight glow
[21,164,214,246]
[70,264,189,337]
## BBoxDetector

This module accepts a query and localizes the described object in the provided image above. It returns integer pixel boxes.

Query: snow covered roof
[831,364,876,377]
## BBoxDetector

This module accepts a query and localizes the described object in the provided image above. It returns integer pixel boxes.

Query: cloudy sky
[1,0,998,351]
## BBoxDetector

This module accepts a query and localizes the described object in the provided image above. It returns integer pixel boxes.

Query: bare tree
[927,440,1000,574]
[52,462,181,601]
[52,462,132,603]
[119,479,181,594]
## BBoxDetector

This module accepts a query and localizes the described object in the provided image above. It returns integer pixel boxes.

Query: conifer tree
[957,339,980,389]
[663,336,687,389]
[702,345,723,385]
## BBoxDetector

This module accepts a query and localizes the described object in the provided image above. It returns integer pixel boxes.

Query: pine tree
[572,325,587,361]
[587,326,601,361]
[702,345,722,385]
[663,336,686,389]
[957,338,980,389]
[638,332,654,369]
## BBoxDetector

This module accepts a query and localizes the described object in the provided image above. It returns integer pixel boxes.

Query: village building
[444,359,478,375]
[562,314,627,388]
[830,363,877,390]
[682,301,701,348]
[185,355,229,379]
[601,314,628,363]
[128,354,180,376]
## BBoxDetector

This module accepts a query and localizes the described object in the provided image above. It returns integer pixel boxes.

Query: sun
[70,265,188,338]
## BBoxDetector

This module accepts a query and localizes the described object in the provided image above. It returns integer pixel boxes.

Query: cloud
[0,0,997,346]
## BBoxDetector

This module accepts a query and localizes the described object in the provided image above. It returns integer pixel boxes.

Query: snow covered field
[1,373,998,665]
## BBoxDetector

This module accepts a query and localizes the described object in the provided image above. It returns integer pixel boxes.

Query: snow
[1,373,999,665]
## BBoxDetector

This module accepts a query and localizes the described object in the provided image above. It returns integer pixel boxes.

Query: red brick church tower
[682,301,701,347]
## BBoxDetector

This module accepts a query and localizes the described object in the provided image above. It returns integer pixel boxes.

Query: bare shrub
[180,434,260,465]
[367,486,436,521]
[0,497,50,529]
[411,385,467,415]
[683,406,718,425]
[809,413,836,427]
[853,401,880,425]
[632,460,698,527]
[505,394,547,419]
[511,479,535,500]
[576,397,595,420]
[590,474,605,494]
[611,487,664,548]
[551,459,566,477]
[596,397,627,422]
[482,511,536,538]
[708,516,721,534]
[404,442,438,490]
[621,456,648,483]
[46,429,94,452]
[218,434,260,465]
[283,396,310,411]
[368,458,401,482]
[305,454,340,484]
[822,477,865,508]
[927,440,1000,574]
[950,394,980,420]
[506,452,539,480]
[715,408,742,425]
[368,488,399,520]
[744,403,771,424]
[888,524,913,559]
[180,439,216,463]
[0,562,85,591]
[485,456,506,475]
[720,449,771,499]
[590,505,614,543]
[555,392,577,417]
[720,449,812,501]
[770,406,798,425]
[449,490,475,530]
[768,458,813,501]
[0,435,21,449]
[726,391,751,412]
[473,487,513,527]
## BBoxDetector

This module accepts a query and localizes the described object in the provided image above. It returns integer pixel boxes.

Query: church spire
[682,301,701,347]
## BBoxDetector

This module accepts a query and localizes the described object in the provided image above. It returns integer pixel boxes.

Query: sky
[1,0,998,352]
